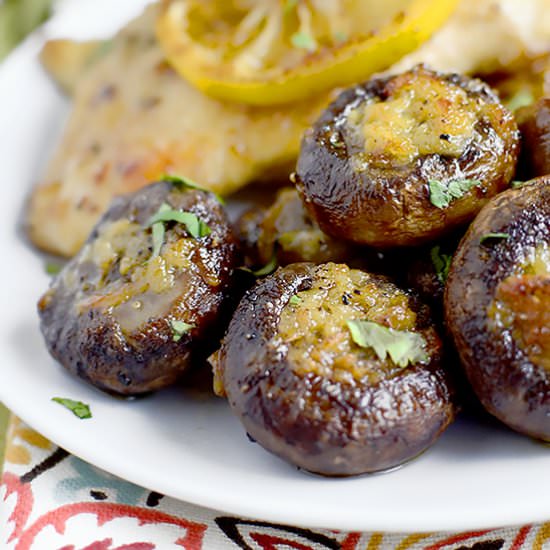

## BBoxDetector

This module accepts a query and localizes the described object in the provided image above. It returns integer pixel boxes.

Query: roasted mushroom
[236,187,357,267]
[38,179,240,395]
[517,98,550,179]
[236,186,401,277]
[404,231,463,313]
[215,262,455,476]
[445,176,550,441]
[296,65,520,248]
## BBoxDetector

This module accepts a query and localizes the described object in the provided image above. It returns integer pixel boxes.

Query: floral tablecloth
[1,414,549,549]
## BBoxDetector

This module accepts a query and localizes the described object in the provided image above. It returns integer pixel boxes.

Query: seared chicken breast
[27,5,330,257]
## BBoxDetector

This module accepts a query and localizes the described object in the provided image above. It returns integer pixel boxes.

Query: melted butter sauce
[522,242,550,276]
[278,263,417,383]
[112,279,188,333]
[257,188,351,264]
[72,213,214,333]
[488,243,550,371]
[341,72,480,169]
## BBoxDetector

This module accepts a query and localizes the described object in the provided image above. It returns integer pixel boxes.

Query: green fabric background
[0,0,52,60]
[0,404,8,471]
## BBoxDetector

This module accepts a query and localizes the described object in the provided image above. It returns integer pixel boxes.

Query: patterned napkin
[1,414,547,549]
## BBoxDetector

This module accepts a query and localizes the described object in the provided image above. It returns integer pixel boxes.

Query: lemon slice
[156,0,459,106]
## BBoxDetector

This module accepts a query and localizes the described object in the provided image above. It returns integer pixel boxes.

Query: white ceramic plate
[1,3,550,533]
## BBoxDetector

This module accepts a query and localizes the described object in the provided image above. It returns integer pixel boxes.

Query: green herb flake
[430,245,452,284]
[45,262,63,276]
[429,179,481,209]
[428,180,448,209]
[289,295,302,306]
[151,221,166,257]
[147,203,211,238]
[149,203,170,257]
[334,31,348,43]
[480,232,510,245]
[52,397,92,419]
[291,32,316,52]
[170,319,195,342]
[253,256,278,277]
[159,173,225,205]
[283,0,298,14]
[347,320,428,368]
[241,256,278,277]
[87,39,114,66]
[506,89,534,112]
[511,180,525,189]
[198,220,212,238]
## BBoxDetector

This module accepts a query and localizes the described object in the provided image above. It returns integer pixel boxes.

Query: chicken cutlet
[27,4,331,257]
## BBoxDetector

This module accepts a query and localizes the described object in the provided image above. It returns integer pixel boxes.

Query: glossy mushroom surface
[517,98,550,179]
[215,262,455,476]
[38,180,239,395]
[445,177,550,440]
[296,65,520,247]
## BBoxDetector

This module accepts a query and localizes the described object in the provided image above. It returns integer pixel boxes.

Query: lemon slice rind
[156,0,459,106]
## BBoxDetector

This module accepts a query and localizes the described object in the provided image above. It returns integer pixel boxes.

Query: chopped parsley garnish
[430,245,452,284]
[511,180,525,189]
[252,256,278,277]
[147,203,211,239]
[334,31,348,43]
[149,203,171,257]
[289,295,302,306]
[283,0,298,14]
[159,173,225,205]
[347,320,428,368]
[51,397,92,419]
[429,179,481,209]
[89,40,114,64]
[480,232,510,245]
[151,220,166,258]
[44,262,63,276]
[291,32,316,52]
[506,89,534,112]
[241,256,278,277]
[170,319,195,342]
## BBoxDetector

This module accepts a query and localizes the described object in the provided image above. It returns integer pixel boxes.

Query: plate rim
[2,4,550,534]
